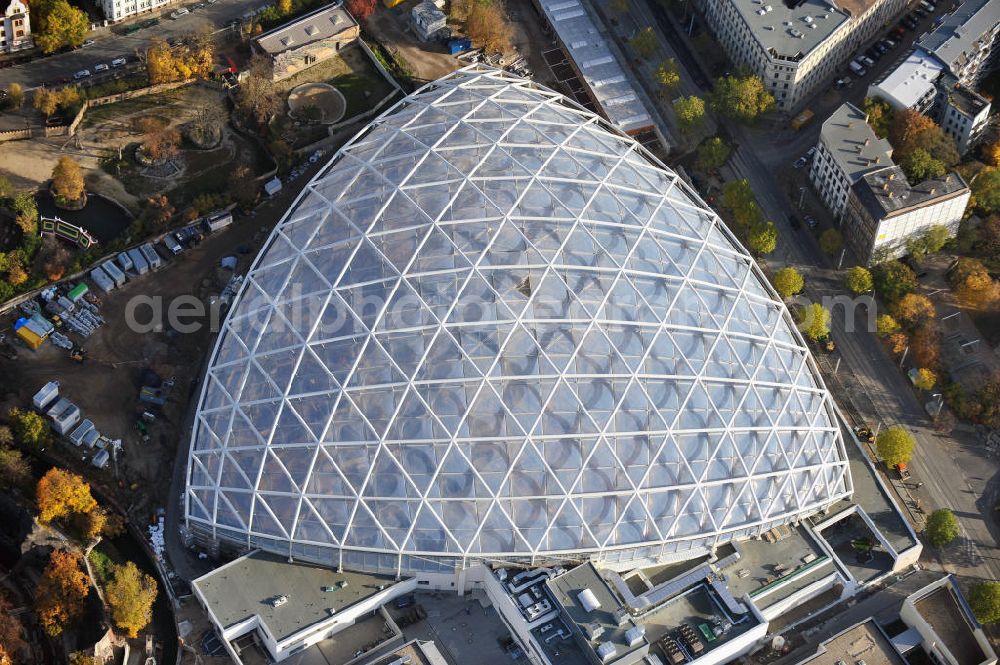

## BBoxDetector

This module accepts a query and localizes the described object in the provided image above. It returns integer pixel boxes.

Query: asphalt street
[0,0,256,90]
[644,0,1000,584]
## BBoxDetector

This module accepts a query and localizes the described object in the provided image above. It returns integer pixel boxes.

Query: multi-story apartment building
[0,0,31,53]
[810,102,892,218]
[844,166,970,264]
[869,48,991,155]
[99,0,174,23]
[697,0,908,112]
[917,0,1000,88]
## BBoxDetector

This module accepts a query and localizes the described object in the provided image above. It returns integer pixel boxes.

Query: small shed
[69,420,95,447]
[141,244,162,270]
[117,251,134,273]
[68,283,89,302]
[92,449,110,469]
[264,177,283,197]
[90,266,115,294]
[82,428,100,448]
[102,260,127,287]
[127,248,149,275]
[33,382,60,411]
[411,2,446,41]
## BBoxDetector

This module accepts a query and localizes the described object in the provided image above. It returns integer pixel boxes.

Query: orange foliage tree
[36,468,97,525]
[0,593,26,665]
[35,550,90,636]
[892,293,936,330]
[912,324,941,369]
[889,109,936,153]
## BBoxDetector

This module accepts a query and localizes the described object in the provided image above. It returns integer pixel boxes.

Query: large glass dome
[185,66,851,573]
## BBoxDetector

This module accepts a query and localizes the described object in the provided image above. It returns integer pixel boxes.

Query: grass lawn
[330,71,395,119]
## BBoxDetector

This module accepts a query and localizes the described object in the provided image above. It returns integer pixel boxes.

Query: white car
[94,63,109,72]
[170,7,189,18]
[111,56,127,67]
[73,69,92,80]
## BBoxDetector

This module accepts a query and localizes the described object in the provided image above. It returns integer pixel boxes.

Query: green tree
[819,228,843,256]
[104,562,158,638]
[710,73,774,124]
[747,220,778,255]
[12,191,38,236]
[8,408,49,448]
[910,125,960,167]
[695,137,730,173]
[876,314,900,337]
[722,179,763,230]
[0,445,31,491]
[673,95,705,134]
[874,261,918,302]
[875,426,915,467]
[796,303,830,341]
[863,96,893,138]
[772,266,803,299]
[970,581,1000,624]
[972,168,1000,215]
[33,0,89,54]
[922,225,951,253]
[844,266,873,294]
[629,26,657,60]
[899,147,946,182]
[924,509,959,547]
[655,58,680,92]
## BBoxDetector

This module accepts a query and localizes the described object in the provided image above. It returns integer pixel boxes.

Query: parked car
[849,60,866,76]
[111,56,127,67]
[806,147,817,160]
[73,69,91,79]
[919,0,935,11]
[903,14,919,28]
[94,63,109,72]
[914,7,928,18]
[169,7,189,18]
[860,55,875,68]
[80,39,95,47]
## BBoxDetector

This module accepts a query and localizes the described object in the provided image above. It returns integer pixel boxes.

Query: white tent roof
[185,66,852,573]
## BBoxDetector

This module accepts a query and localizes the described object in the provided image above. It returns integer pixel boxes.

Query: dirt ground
[367,2,464,84]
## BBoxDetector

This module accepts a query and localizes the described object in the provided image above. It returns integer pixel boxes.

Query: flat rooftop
[797,620,907,665]
[721,524,834,609]
[947,85,989,118]
[914,586,987,665]
[536,0,652,132]
[853,166,969,219]
[364,640,448,665]
[193,551,398,642]
[254,2,357,55]
[917,0,1000,76]
[731,0,850,61]
[871,48,942,108]
[821,103,893,184]
[642,583,758,656]
[547,562,647,663]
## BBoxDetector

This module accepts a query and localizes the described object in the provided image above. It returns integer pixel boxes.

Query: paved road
[641,0,1000,585]
[0,0,254,90]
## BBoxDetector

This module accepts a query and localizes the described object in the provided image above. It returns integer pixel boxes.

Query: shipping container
[49,400,81,435]
[90,266,115,294]
[102,260,127,287]
[15,325,44,350]
[203,211,234,232]
[92,449,110,469]
[82,428,100,448]
[117,251,134,273]
[163,234,182,255]
[141,243,163,270]
[68,283,89,302]
[69,419,95,447]
[33,382,60,410]
[127,248,149,275]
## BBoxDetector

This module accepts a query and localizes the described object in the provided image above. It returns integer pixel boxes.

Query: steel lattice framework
[185,66,852,572]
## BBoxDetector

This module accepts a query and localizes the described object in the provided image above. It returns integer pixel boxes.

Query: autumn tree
[8,408,48,448]
[629,26,657,60]
[466,1,513,55]
[32,88,59,118]
[912,324,941,369]
[5,83,23,110]
[863,96,893,138]
[819,228,843,256]
[796,303,830,341]
[972,168,1000,216]
[0,592,26,665]
[51,156,84,203]
[146,37,214,84]
[277,0,292,13]
[235,54,281,129]
[949,257,998,308]
[0,446,31,491]
[696,136,730,172]
[12,192,38,237]
[36,468,97,526]
[138,195,176,234]
[230,162,259,210]
[924,509,959,547]
[105,562,157,638]
[844,266,873,294]
[772,266,803,299]
[912,367,936,391]
[892,293,935,329]
[673,95,705,134]
[655,58,680,93]
[748,220,778,255]
[874,260,917,302]
[970,582,1000,624]
[876,314,900,337]
[983,141,1000,168]
[889,109,936,153]
[345,0,376,19]
[35,550,90,636]
[142,127,181,162]
[887,331,909,354]
[875,426,915,467]
[69,653,98,665]
[33,0,89,54]
[710,73,774,124]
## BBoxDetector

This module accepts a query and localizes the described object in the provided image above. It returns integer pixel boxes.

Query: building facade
[98,0,175,22]
[937,80,991,155]
[917,0,1000,88]
[0,0,30,53]
[251,3,359,81]
[697,0,908,113]
[844,166,969,264]
[810,102,892,218]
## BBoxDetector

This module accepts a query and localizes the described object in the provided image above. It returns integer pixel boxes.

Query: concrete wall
[899,576,998,665]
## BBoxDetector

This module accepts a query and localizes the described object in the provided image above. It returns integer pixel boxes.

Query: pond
[35,191,133,244]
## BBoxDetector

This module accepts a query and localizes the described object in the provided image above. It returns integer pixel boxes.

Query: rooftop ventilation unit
[596,642,617,662]
[625,625,646,647]
[789,28,803,38]
[578,588,601,612]
[802,15,812,22]
[583,622,605,640]
[270,595,288,607]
